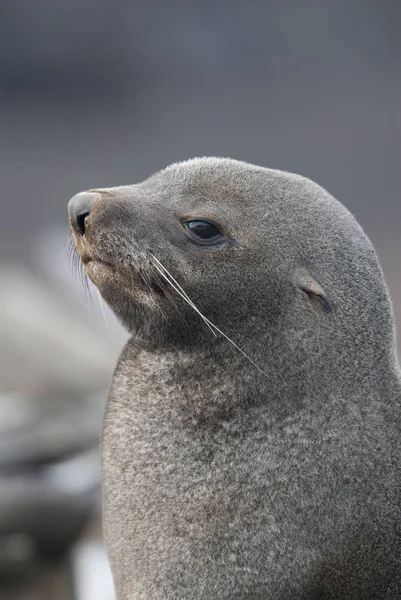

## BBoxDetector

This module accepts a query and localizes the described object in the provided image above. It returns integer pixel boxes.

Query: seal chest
[69,158,401,599]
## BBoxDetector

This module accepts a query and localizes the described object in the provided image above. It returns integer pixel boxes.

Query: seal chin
[84,259,114,285]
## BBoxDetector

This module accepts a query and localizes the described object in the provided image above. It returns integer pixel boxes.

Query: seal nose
[68,191,98,236]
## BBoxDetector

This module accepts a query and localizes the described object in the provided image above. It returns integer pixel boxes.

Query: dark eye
[183,219,223,243]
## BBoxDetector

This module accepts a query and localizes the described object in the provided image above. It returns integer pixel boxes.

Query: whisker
[64,230,74,261]
[150,255,217,335]
[65,231,93,312]
[150,255,203,308]
[197,318,271,380]
[150,254,271,381]
[150,257,216,336]
[97,289,109,328]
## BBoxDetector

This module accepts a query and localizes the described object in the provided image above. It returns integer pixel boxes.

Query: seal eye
[183,220,222,243]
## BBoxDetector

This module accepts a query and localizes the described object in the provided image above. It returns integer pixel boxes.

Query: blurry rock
[72,529,115,600]
[0,392,104,466]
[0,264,120,398]
[0,448,100,585]
[0,259,119,593]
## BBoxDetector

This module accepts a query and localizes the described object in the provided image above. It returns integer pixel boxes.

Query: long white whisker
[150,255,210,313]
[150,255,271,381]
[151,255,211,314]
[151,261,216,336]
[97,288,109,328]
[197,318,271,380]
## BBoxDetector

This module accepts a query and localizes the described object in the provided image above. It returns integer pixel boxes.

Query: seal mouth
[81,253,114,268]
[72,240,166,298]
[71,233,117,270]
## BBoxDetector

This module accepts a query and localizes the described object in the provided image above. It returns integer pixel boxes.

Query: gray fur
[71,158,401,599]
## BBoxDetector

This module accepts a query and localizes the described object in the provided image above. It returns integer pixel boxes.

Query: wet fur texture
[71,158,401,599]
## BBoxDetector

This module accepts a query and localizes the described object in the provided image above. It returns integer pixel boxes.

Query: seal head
[69,158,396,375]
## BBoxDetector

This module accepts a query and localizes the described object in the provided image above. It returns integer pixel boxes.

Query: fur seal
[68,158,401,599]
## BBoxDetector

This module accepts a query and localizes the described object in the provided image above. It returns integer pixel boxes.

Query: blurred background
[0,0,400,598]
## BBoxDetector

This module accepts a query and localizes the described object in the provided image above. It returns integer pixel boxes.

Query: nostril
[68,191,98,236]
[76,211,90,236]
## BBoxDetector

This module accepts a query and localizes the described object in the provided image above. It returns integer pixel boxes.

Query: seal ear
[293,268,332,313]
